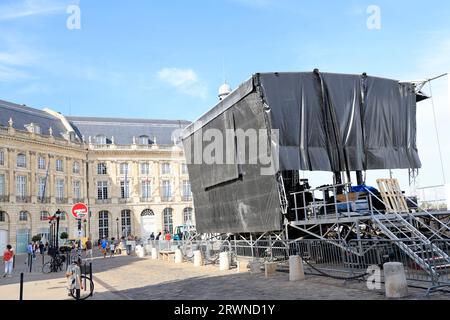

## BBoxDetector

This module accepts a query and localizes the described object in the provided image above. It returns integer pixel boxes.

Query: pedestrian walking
[165,232,171,241]
[2,245,14,278]
[65,258,83,297]
[155,232,162,241]
[26,242,34,264]
[39,241,44,255]
[101,238,108,258]
[149,232,155,241]
[109,238,116,258]
[85,237,93,261]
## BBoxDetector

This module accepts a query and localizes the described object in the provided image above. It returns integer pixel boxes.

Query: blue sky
[1,0,450,187]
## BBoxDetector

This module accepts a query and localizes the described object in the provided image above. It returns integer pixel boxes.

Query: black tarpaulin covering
[183,72,422,234]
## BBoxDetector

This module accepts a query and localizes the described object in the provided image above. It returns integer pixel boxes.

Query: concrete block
[384,262,409,298]
[175,249,183,264]
[219,252,230,271]
[144,245,152,255]
[151,248,158,260]
[249,261,262,274]
[193,250,203,267]
[265,262,277,278]
[289,256,305,281]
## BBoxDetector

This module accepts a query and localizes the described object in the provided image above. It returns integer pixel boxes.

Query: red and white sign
[71,203,88,219]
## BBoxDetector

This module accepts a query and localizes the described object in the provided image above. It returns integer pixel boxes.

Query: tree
[31,235,42,243]
[60,232,69,244]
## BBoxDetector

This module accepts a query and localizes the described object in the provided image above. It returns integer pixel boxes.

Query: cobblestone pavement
[1,253,450,300]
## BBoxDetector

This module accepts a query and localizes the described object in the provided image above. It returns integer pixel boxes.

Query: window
[141,180,151,199]
[120,180,130,199]
[163,208,173,234]
[161,163,171,175]
[19,211,28,221]
[141,209,154,216]
[38,156,46,170]
[0,150,4,166]
[97,163,107,175]
[56,159,63,172]
[183,208,193,224]
[99,211,109,239]
[97,181,108,200]
[120,163,129,175]
[95,135,107,145]
[181,163,188,174]
[121,210,132,237]
[73,180,81,200]
[162,180,171,200]
[73,161,80,174]
[17,153,26,168]
[182,180,191,200]
[38,177,47,200]
[140,163,150,175]
[56,179,64,200]
[0,174,5,196]
[139,135,149,145]
[16,176,27,197]
[40,211,49,221]
[0,211,5,222]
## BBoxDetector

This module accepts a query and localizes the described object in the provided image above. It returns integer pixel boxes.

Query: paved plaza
[1,251,449,300]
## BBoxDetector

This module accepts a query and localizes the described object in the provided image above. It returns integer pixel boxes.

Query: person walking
[165,231,171,241]
[65,258,83,297]
[85,237,93,261]
[39,241,44,255]
[149,232,155,241]
[2,245,14,278]
[26,242,34,264]
[109,238,116,258]
[100,238,108,258]
[155,232,162,241]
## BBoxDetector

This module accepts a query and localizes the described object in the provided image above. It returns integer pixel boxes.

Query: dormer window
[24,123,41,134]
[95,135,107,145]
[139,135,149,145]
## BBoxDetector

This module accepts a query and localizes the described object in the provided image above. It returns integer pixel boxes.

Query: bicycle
[70,275,95,300]
[42,254,66,273]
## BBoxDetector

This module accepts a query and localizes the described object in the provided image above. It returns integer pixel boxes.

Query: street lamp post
[55,209,61,252]
[116,218,119,239]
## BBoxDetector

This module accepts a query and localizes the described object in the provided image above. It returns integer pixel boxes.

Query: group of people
[27,241,48,259]
[98,237,121,258]
[149,231,172,241]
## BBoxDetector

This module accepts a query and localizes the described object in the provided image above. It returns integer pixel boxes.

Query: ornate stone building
[0,99,194,253]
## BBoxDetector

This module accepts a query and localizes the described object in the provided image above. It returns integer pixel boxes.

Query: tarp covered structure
[182,72,422,234]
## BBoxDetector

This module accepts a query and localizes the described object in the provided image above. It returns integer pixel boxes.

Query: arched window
[183,208,193,225]
[141,209,154,216]
[40,211,49,221]
[139,135,149,145]
[121,210,132,236]
[73,161,80,174]
[163,208,173,234]
[99,211,109,239]
[0,211,6,222]
[17,153,26,168]
[95,135,107,145]
[19,211,28,221]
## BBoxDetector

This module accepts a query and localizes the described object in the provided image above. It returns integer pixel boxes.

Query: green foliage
[31,235,42,242]
[60,232,69,240]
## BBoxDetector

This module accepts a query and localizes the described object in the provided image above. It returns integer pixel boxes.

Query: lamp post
[116,218,119,239]
[55,209,61,252]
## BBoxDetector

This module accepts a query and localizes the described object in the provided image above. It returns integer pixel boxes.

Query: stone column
[193,250,203,267]
[219,252,230,271]
[289,256,305,281]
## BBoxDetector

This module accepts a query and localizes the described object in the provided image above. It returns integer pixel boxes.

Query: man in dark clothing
[85,238,93,261]
[39,241,45,254]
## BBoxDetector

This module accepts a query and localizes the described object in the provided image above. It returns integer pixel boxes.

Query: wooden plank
[377,179,409,213]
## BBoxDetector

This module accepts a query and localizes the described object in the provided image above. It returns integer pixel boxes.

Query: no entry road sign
[71,203,88,219]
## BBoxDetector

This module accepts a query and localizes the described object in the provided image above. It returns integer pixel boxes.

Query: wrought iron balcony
[161,196,172,202]
[182,196,193,202]
[96,198,111,205]
[56,198,68,204]
[119,198,131,204]
[37,196,50,203]
[0,195,9,202]
[16,196,31,203]
[140,197,153,203]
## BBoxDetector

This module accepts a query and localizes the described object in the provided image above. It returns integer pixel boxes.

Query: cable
[428,81,447,185]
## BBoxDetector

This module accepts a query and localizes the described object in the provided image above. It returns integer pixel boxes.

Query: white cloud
[0,0,76,21]
[157,68,208,98]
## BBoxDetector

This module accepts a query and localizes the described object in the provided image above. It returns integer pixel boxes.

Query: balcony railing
[72,198,84,204]
[0,195,9,202]
[182,196,193,202]
[161,196,172,202]
[16,196,31,203]
[96,199,111,205]
[56,198,68,204]
[140,197,153,203]
[37,196,51,204]
[119,198,131,204]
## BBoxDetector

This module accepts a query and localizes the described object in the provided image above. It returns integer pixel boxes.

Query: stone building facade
[0,99,194,253]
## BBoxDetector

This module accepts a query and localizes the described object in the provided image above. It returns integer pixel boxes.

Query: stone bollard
[151,248,158,260]
[144,245,152,255]
[249,261,262,274]
[384,262,408,298]
[136,246,145,258]
[193,250,203,267]
[175,249,183,264]
[264,262,277,278]
[289,256,305,281]
[219,252,230,271]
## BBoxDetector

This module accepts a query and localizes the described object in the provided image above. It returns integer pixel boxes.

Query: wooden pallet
[376,179,409,213]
